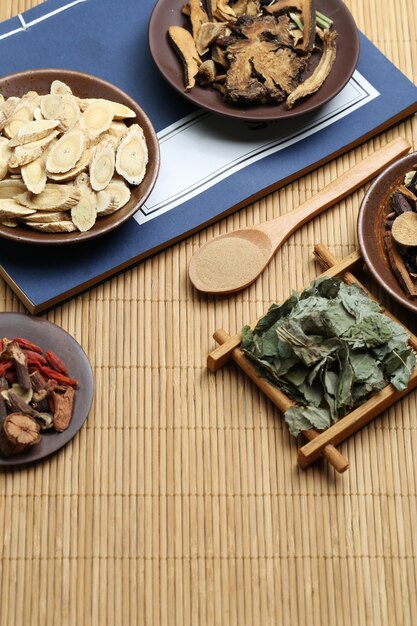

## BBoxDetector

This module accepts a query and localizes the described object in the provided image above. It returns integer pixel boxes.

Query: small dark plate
[0,313,94,466]
[0,68,160,245]
[148,0,359,121]
[358,152,417,314]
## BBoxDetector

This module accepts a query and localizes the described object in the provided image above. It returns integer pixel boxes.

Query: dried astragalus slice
[3,101,34,139]
[21,155,47,194]
[9,144,44,168]
[97,178,131,216]
[0,199,36,218]
[0,99,18,132]
[9,119,60,147]
[50,80,73,96]
[16,183,80,211]
[106,121,129,142]
[89,139,115,191]
[115,124,148,185]
[46,129,85,174]
[79,98,136,120]
[24,210,70,223]
[71,186,97,232]
[0,178,26,198]
[47,147,91,182]
[80,100,113,137]
[26,220,77,233]
[41,94,80,132]
[0,138,13,180]
[0,218,18,227]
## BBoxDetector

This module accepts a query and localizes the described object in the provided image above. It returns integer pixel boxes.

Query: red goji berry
[0,361,13,376]
[12,337,43,354]
[39,366,78,388]
[23,349,47,365]
[45,350,68,375]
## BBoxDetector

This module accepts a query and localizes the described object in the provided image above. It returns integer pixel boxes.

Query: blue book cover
[0,0,416,312]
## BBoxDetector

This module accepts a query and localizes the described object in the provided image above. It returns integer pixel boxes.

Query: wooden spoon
[189,138,411,294]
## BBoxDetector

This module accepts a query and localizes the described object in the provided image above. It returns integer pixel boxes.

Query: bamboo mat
[1,1,417,625]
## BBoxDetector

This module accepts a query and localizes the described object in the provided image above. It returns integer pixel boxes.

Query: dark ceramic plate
[0,313,94,466]
[148,0,359,121]
[0,68,160,245]
[358,152,417,314]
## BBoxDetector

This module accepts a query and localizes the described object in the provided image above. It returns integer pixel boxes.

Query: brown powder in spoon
[191,236,269,292]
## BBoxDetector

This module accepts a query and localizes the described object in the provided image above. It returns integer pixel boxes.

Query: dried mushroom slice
[71,187,97,232]
[16,183,80,211]
[115,124,148,185]
[80,100,113,137]
[9,119,60,147]
[26,220,77,233]
[286,29,337,108]
[0,199,36,218]
[21,156,47,195]
[197,60,217,86]
[46,129,86,174]
[168,26,201,91]
[89,140,116,191]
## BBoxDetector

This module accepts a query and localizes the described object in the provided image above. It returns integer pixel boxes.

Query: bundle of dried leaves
[383,168,417,298]
[169,0,337,107]
[0,337,78,456]
[241,277,415,436]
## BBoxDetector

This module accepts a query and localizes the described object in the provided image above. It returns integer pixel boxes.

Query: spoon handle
[257,137,411,245]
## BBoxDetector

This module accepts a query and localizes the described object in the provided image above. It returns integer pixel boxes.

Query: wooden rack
[207,244,417,473]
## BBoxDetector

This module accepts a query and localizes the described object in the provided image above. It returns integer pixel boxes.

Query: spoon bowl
[189,138,412,295]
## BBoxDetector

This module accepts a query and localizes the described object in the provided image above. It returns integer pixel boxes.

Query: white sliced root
[89,140,115,191]
[0,199,36,218]
[47,148,91,181]
[0,138,13,180]
[24,210,69,223]
[115,123,148,185]
[50,80,73,96]
[106,121,129,142]
[0,218,18,228]
[0,99,18,131]
[96,178,131,215]
[16,183,80,211]
[33,107,42,121]
[9,144,44,168]
[80,100,113,137]
[21,156,47,194]
[71,187,97,232]
[40,94,80,132]
[26,220,77,233]
[46,129,85,174]
[0,178,26,198]
[3,101,34,139]
[22,91,41,108]
[9,119,60,147]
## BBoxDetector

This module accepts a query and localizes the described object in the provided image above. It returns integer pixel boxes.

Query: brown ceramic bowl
[149,0,360,121]
[0,68,160,245]
[0,312,94,467]
[358,152,417,313]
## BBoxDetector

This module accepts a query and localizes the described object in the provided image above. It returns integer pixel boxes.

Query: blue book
[0,0,416,312]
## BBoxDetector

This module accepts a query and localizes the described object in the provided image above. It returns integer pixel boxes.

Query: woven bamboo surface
[1,1,417,625]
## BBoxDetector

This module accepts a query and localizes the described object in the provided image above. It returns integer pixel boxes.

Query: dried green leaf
[284,405,331,437]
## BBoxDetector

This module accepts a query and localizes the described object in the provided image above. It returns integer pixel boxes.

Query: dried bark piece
[286,29,337,108]
[384,232,417,298]
[391,191,414,215]
[51,386,75,432]
[21,155,47,194]
[9,119,60,147]
[96,178,131,216]
[266,0,316,51]
[189,0,209,42]
[26,220,77,233]
[0,199,36,219]
[0,395,6,422]
[213,0,236,21]
[16,183,80,211]
[115,124,148,185]
[391,212,417,246]
[10,383,33,404]
[4,390,37,416]
[89,139,116,191]
[0,413,41,456]
[233,0,260,17]
[0,340,31,389]
[30,370,47,392]
[168,26,201,91]
[46,129,85,174]
[71,187,97,232]
[79,100,113,138]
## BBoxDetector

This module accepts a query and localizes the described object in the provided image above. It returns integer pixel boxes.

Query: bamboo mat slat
[0,1,417,625]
